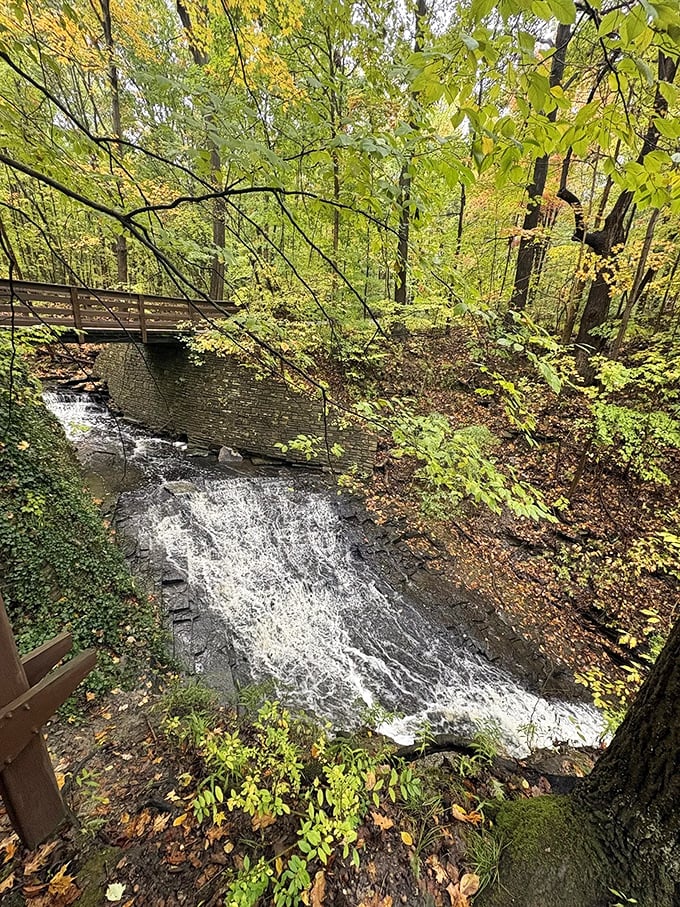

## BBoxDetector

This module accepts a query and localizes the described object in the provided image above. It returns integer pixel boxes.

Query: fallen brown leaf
[310,869,326,907]
[153,814,170,834]
[0,872,16,894]
[371,811,394,831]
[451,804,483,825]
[445,882,467,907]
[359,895,393,907]
[460,873,480,898]
[24,840,59,876]
[23,882,48,897]
[426,854,448,884]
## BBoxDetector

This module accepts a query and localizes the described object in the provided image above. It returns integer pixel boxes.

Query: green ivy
[0,332,166,699]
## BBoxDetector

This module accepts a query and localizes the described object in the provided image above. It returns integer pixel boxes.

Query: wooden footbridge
[0,279,235,343]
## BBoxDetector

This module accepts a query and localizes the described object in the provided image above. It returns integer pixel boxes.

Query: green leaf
[547,0,576,24]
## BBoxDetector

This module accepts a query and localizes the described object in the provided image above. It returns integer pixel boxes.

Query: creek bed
[45,390,603,755]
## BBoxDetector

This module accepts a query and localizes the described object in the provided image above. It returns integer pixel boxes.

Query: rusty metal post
[0,594,95,849]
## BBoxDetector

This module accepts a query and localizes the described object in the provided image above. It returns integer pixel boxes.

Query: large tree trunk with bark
[577,613,680,901]
[560,51,677,380]
[480,615,680,907]
[510,23,572,311]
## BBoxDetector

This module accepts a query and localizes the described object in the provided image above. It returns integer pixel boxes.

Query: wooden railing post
[69,285,82,334]
[0,594,95,849]
[137,293,148,343]
[0,597,65,849]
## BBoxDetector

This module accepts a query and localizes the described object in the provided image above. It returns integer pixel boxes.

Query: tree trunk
[574,263,617,380]
[176,0,225,300]
[0,214,23,279]
[654,246,680,331]
[611,208,660,355]
[509,23,571,311]
[394,165,412,306]
[481,614,680,907]
[326,36,343,299]
[209,144,225,302]
[561,51,678,379]
[577,614,680,902]
[394,0,428,306]
[101,0,128,286]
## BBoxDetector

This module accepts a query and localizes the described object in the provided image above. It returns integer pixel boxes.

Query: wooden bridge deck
[0,279,233,343]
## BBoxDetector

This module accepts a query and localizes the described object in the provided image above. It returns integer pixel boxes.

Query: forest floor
[341,328,680,693]
[0,685,596,907]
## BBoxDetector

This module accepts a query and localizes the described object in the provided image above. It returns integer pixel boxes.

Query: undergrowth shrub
[163,697,422,907]
[367,402,555,522]
[0,333,165,699]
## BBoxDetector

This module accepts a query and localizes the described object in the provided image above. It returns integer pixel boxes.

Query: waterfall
[45,391,605,755]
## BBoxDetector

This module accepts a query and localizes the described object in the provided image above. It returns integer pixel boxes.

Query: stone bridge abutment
[96,344,376,472]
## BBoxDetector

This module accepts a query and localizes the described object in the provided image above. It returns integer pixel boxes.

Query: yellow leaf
[451,804,483,825]
[400,831,413,846]
[460,873,480,898]
[223,842,234,854]
[173,813,188,827]
[275,857,284,877]
[48,863,77,896]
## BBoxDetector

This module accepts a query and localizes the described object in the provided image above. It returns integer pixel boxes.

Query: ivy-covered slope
[0,337,165,696]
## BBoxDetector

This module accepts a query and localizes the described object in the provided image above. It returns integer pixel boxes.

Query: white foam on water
[46,392,605,756]
[138,477,604,756]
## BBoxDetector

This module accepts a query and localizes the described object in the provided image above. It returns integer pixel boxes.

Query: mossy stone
[477,795,611,907]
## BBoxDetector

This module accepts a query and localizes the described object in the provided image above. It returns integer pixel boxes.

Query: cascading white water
[45,391,605,755]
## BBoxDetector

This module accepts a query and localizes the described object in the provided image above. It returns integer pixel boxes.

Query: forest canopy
[0,0,679,382]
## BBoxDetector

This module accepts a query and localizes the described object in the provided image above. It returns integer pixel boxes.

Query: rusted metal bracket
[21,632,73,687]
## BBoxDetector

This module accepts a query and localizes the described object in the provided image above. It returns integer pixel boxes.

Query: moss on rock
[478,795,612,907]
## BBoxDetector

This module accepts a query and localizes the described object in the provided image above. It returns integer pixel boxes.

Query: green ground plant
[163,697,423,907]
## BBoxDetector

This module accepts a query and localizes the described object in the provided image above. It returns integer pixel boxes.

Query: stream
[45,390,604,755]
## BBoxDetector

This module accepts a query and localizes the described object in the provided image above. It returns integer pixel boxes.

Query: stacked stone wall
[97,344,375,472]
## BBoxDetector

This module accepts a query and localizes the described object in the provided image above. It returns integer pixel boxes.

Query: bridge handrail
[0,278,235,342]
